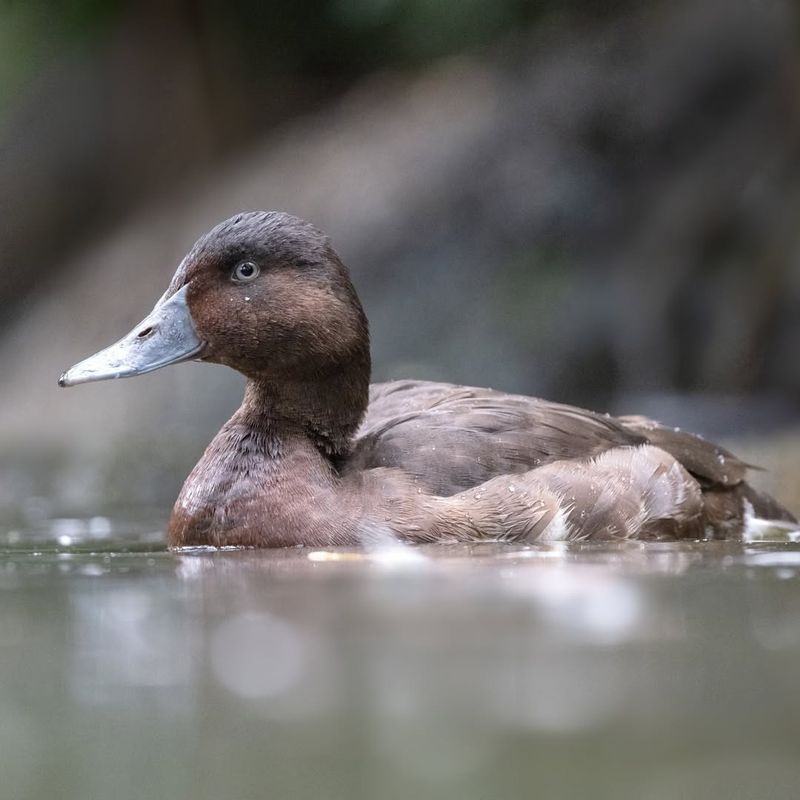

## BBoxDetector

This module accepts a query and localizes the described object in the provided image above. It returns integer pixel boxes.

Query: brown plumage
[59,212,796,547]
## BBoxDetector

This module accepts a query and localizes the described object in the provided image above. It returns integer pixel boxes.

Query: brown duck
[59,212,795,547]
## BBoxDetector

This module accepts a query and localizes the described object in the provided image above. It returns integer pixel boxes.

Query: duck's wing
[355,379,780,487]
[352,381,794,539]
[350,380,647,495]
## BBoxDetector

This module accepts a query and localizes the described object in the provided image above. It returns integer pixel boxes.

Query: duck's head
[59,212,371,448]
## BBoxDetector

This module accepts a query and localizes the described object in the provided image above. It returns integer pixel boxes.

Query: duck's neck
[240,369,369,458]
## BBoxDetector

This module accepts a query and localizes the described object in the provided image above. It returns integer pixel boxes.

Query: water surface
[2,523,800,799]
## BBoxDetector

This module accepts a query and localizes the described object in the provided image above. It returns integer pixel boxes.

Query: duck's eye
[232,261,260,282]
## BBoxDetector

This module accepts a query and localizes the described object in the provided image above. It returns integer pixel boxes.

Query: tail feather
[618,415,747,487]
[702,482,797,538]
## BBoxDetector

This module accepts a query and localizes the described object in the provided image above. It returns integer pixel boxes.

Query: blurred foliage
[0,0,121,110]
[0,0,632,115]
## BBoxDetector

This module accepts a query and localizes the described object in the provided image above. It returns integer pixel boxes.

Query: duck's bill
[58,285,206,388]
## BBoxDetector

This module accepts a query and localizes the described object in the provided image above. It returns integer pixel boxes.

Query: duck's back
[351,380,645,495]
[348,380,794,536]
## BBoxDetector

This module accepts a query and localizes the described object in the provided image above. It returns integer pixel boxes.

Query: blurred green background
[0,0,799,517]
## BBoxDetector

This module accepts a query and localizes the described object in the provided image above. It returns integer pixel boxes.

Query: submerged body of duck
[59,212,795,547]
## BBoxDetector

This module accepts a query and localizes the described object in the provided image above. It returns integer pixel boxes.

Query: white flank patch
[538,505,572,542]
[743,499,800,542]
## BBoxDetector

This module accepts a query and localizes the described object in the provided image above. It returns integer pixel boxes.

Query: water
[2,524,800,799]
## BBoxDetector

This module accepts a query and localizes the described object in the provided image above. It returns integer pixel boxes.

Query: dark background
[1,0,799,518]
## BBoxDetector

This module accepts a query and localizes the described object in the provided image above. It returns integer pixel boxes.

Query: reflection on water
[2,524,800,799]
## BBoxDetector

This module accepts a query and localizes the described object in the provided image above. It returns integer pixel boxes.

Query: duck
[58,212,796,548]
